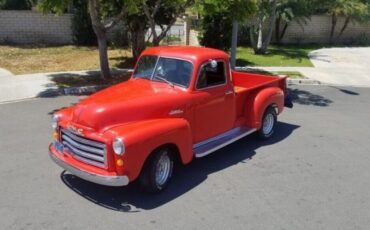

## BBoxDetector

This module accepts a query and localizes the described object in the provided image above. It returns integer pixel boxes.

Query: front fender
[106,119,193,181]
[246,87,284,129]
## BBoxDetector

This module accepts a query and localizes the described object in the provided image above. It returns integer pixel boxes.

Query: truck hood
[68,78,189,131]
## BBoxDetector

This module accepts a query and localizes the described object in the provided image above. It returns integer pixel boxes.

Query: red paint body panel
[49,46,288,184]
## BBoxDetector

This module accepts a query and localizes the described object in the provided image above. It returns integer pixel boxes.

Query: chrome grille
[61,129,107,168]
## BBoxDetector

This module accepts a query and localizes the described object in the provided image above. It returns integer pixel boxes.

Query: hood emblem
[67,124,84,136]
[169,109,184,116]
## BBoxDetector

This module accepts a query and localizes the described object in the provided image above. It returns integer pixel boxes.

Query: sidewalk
[0,73,55,103]
[0,69,130,103]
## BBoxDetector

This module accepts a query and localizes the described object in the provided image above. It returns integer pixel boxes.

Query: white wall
[280,15,370,44]
[0,10,73,44]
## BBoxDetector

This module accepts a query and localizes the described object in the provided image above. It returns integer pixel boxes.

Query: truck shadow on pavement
[289,88,333,107]
[60,122,299,212]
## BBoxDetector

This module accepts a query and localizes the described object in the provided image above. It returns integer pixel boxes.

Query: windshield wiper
[153,75,174,87]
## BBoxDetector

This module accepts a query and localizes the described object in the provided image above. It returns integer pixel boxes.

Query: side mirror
[210,60,218,68]
[205,60,218,72]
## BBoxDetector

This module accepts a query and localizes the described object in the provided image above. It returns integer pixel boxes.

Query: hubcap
[262,113,274,135]
[155,151,171,187]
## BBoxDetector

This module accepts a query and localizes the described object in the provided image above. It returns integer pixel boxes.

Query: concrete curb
[38,85,110,97]
[287,79,322,85]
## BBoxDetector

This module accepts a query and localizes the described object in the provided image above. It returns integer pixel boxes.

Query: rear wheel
[139,146,174,193]
[257,106,277,140]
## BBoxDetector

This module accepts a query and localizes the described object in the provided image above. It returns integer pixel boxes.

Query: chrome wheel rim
[262,113,274,135]
[155,151,171,187]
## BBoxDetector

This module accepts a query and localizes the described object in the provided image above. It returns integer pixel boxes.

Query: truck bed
[232,70,287,118]
[232,71,286,90]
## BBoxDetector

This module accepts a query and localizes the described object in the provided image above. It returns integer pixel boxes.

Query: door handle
[225,90,234,95]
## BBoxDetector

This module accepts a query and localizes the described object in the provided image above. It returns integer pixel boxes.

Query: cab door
[193,60,236,143]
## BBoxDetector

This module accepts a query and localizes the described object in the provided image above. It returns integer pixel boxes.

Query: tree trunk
[275,16,281,43]
[330,14,337,43]
[260,0,277,53]
[88,0,111,79]
[152,36,160,46]
[249,26,258,51]
[96,32,111,79]
[256,20,264,53]
[338,16,351,38]
[142,0,190,47]
[230,20,238,69]
[252,0,277,55]
[279,23,289,42]
[130,24,147,61]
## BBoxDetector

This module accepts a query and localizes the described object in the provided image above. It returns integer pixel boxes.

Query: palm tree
[324,0,368,43]
[249,0,278,54]
[275,0,314,44]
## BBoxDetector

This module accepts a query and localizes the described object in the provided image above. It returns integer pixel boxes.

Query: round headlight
[51,115,59,129]
[113,138,125,155]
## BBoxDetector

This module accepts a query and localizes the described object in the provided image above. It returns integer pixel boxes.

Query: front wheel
[257,106,277,140]
[139,147,174,193]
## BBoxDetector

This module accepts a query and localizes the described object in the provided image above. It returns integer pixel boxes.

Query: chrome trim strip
[225,90,234,95]
[62,141,105,162]
[61,129,105,148]
[193,127,257,158]
[49,150,129,187]
[61,129,107,168]
[61,135,105,156]
[193,127,242,149]
[73,155,107,169]
[169,109,184,115]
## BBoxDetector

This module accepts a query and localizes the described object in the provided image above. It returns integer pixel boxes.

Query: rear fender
[245,87,284,129]
[107,119,193,181]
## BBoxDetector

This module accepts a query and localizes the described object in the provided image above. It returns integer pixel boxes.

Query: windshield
[134,55,193,88]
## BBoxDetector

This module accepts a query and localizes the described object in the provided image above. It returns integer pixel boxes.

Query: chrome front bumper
[49,151,129,187]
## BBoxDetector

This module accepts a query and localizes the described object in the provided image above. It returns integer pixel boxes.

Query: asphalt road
[1,85,370,230]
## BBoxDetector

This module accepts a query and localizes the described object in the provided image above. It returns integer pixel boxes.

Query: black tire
[257,106,277,140]
[139,146,174,193]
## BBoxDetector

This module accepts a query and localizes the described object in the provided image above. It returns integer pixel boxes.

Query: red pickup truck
[49,46,292,192]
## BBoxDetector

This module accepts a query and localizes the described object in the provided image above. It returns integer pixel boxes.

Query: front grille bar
[60,129,107,168]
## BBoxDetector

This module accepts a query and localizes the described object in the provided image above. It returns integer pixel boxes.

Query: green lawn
[236,45,316,67]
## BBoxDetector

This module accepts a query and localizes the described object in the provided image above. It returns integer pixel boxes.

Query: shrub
[71,0,97,46]
[0,0,32,10]
[109,24,129,48]
[199,12,233,51]
[237,24,251,46]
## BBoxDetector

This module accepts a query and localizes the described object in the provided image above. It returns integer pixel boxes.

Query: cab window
[196,61,226,89]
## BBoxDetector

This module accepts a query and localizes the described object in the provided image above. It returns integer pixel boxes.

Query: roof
[140,46,229,63]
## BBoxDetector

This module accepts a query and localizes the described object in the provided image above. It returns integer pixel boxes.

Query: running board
[193,127,257,158]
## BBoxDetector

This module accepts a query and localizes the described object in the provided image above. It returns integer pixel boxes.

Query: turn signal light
[53,131,59,140]
[116,159,124,167]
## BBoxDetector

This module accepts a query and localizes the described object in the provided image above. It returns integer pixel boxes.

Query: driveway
[247,47,370,87]
[1,85,370,230]
[0,68,13,77]
[307,47,370,87]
